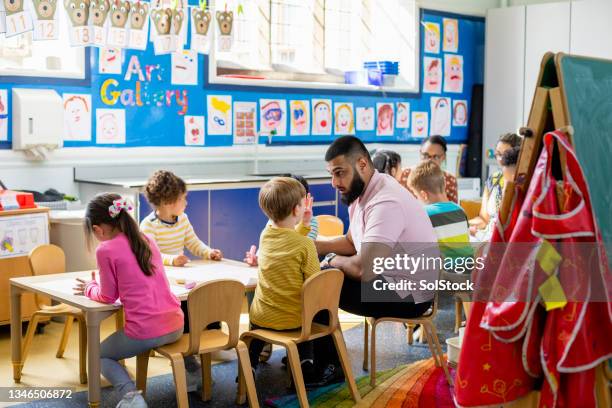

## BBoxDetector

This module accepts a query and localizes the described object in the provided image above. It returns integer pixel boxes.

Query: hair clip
[109,198,134,218]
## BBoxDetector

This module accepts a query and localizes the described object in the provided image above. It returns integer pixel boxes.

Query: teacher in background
[399,135,459,203]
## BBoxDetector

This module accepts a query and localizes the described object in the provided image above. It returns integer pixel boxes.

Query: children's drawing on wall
[31,0,60,40]
[171,49,198,86]
[127,0,149,50]
[96,108,126,144]
[184,115,204,146]
[453,100,468,127]
[1,0,34,37]
[171,7,187,50]
[106,0,130,48]
[334,103,354,135]
[216,8,233,52]
[63,94,92,141]
[89,0,110,46]
[190,6,211,54]
[233,101,257,144]
[430,97,451,136]
[260,99,287,137]
[396,102,410,129]
[356,107,374,131]
[64,0,91,46]
[444,54,463,93]
[443,18,459,53]
[412,112,428,138]
[423,21,440,54]
[289,100,310,136]
[376,103,394,136]
[150,7,174,54]
[423,57,442,94]
[0,90,8,141]
[207,95,232,135]
[98,47,122,74]
[311,99,332,136]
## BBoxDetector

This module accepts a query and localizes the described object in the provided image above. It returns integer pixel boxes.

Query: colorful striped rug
[265,358,455,407]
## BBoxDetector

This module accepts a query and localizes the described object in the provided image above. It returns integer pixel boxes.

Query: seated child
[248,177,321,381]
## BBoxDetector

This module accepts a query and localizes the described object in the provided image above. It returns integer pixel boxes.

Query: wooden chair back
[28,244,66,309]
[299,269,343,341]
[316,215,344,237]
[186,279,245,355]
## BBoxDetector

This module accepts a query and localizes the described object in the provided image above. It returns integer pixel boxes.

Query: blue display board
[0,8,484,150]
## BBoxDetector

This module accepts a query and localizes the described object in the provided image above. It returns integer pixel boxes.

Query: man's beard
[340,170,366,205]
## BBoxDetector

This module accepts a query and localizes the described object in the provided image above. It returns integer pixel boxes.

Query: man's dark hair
[325,136,372,163]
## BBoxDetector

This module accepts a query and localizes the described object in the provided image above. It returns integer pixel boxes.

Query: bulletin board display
[0,7,484,149]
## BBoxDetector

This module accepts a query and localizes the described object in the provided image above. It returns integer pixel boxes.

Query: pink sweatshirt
[85,233,184,340]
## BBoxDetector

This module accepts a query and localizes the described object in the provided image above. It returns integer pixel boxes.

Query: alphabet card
[356,107,374,131]
[396,102,410,129]
[190,6,211,54]
[430,97,451,136]
[127,0,149,49]
[96,108,126,144]
[260,99,287,137]
[171,49,198,86]
[376,103,394,136]
[311,99,332,136]
[63,93,92,141]
[334,102,354,135]
[89,0,110,46]
[411,112,428,138]
[1,0,33,37]
[31,0,60,40]
[233,101,257,145]
[64,0,91,46]
[150,7,174,54]
[289,100,310,136]
[216,8,233,52]
[444,54,463,93]
[184,115,204,146]
[207,95,232,135]
[106,0,130,48]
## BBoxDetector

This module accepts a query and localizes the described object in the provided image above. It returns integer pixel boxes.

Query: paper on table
[165,263,258,287]
[32,278,122,306]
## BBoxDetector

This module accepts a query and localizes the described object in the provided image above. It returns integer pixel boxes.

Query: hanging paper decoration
[190,5,210,54]
[150,6,173,54]
[1,0,34,37]
[89,0,109,47]
[170,6,186,51]
[64,0,92,46]
[106,0,130,48]
[215,8,232,52]
[30,0,60,40]
[127,0,149,49]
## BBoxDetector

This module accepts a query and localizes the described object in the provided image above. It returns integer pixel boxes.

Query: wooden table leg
[86,310,113,408]
[10,284,23,383]
[115,307,126,367]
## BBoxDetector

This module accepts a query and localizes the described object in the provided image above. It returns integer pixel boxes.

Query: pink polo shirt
[349,171,439,303]
[85,233,184,340]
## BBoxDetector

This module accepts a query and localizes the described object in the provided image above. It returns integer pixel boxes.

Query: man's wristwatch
[323,252,337,268]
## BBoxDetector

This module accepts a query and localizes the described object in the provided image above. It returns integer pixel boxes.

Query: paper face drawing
[312,99,331,135]
[396,102,409,129]
[424,22,440,54]
[356,107,374,131]
[412,112,428,138]
[63,94,91,141]
[0,90,8,142]
[334,103,354,135]
[260,99,287,136]
[376,103,394,136]
[423,57,442,94]
[96,108,125,144]
[430,97,451,136]
[444,54,463,93]
[443,18,458,53]
[171,50,198,85]
[453,100,468,127]
[99,47,122,74]
[184,115,204,145]
[290,100,310,136]
[207,95,232,135]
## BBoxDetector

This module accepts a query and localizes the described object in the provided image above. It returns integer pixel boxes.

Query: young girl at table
[74,193,184,408]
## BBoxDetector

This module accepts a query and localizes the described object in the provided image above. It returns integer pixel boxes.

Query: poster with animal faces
[98,46,122,74]
[423,57,442,94]
[89,0,109,46]
[171,7,187,50]
[30,0,60,40]
[63,93,91,141]
[376,103,394,136]
[106,0,130,48]
[216,9,233,52]
[0,90,8,142]
[190,6,211,54]
[411,112,428,138]
[334,102,354,135]
[1,0,33,37]
[430,97,451,136]
[63,0,91,46]
[356,107,374,131]
[396,102,410,129]
[311,99,331,136]
[289,100,310,136]
[96,108,125,144]
[443,18,458,53]
[171,49,198,86]
[207,95,232,135]
[260,99,287,137]
[423,22,439,54]
[184,115,204,146]
[233,101,257,144]
[150,7,174,54]
[127,0,149,49]
[452,100,468,127]
[444,54,463,93]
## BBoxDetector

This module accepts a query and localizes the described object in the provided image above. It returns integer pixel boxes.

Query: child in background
[372,149,403,182]
[248,177,321,382]
[74,193,184,408]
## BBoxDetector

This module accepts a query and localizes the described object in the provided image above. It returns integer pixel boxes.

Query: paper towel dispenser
[12,88,63,152]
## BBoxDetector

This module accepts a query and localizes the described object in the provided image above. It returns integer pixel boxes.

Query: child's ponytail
[84,193,155,276]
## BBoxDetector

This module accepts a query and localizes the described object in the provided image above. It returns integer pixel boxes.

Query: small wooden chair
[25,244,87,384]
[363,292,452,387]
[315,215,344,237]
[240,269,360,408]
[135,279,258,408]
